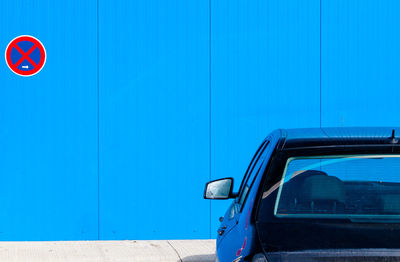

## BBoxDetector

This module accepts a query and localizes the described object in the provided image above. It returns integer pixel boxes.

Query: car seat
[297,175,346,214]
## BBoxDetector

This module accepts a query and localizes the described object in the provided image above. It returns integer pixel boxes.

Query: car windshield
[275,155,400,221]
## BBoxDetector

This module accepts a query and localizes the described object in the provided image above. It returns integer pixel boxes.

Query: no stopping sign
[5,35,46,77]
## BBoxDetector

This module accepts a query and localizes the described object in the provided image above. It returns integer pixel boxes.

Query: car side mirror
[204,178,234,200]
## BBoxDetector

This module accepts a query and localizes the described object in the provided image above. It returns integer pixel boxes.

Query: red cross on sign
[5,35,46,77]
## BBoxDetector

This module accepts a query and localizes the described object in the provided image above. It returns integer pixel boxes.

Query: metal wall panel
[322,0,400,127]
[98,0,210,239]
[2,0,400,241]
[0,1,98,240]
[210,0,321,233]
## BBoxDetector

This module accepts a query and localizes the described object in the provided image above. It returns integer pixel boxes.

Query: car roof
[277,127,400,149]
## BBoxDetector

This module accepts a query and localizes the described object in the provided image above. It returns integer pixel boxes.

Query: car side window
[238,140,270,208]
[237,141,267,196]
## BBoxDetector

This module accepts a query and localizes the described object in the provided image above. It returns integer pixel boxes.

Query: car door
[217,139,271,261]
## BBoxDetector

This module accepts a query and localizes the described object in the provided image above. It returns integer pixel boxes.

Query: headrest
[299,175,345,203]
[382,194,400,214]
[278,170,329,208]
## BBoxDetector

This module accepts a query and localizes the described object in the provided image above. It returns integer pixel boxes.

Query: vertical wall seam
[320,0,322,128]
[97,0,100,241]
[209,0,212,239]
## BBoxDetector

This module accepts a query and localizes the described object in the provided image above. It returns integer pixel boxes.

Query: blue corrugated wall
[0,0,399,240]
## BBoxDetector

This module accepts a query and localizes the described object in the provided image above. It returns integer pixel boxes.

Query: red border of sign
[5,35,46,77]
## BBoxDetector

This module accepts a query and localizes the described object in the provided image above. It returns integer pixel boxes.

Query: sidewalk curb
[0,240,216,262]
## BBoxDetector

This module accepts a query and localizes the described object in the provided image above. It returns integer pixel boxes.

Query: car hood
[265,249,400,262]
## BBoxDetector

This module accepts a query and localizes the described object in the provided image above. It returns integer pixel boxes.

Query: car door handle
[217,226,227,236]
[219,216,224,222]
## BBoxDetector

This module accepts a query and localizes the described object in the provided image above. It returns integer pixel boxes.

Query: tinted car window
[238,141,270,207]
[237,141,266,196]
[275,154,400,220]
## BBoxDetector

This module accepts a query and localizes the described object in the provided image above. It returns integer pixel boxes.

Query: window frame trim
[237,139,271,211]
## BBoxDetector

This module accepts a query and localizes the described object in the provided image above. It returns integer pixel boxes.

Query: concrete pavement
[0,240,216,262]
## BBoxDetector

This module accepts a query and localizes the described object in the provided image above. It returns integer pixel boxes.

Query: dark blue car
[205,127,400,262]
